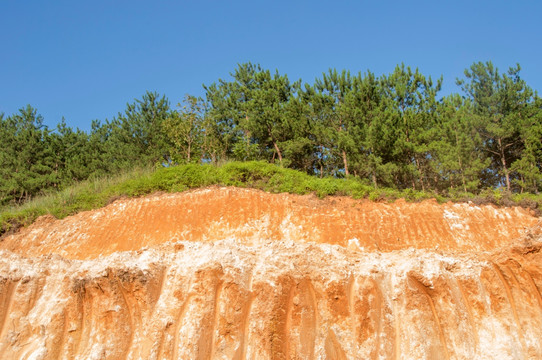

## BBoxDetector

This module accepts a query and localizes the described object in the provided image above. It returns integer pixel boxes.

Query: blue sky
[1,1,541,131]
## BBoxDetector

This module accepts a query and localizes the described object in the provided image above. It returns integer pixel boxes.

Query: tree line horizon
[1,61,541,205]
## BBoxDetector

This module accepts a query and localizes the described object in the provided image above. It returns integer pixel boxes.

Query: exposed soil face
[1,187,538,259]
[1,187,542,359]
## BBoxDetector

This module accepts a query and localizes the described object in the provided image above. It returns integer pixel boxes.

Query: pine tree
[430,95,490,193]
[511,95,542,193]
[0,106,55,204]
[49,118,94,186]
[381,64,442,190]
[313,69,358,177]
[299,83,336,177]
[350,71,395,188]
[457,62,532,191]
[205,63,301,166]
[107,91,171,169]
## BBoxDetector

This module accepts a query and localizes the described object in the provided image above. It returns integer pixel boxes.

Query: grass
[1,161,541,237]
[0,166,154,236]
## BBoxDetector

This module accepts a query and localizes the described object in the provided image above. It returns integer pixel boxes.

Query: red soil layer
[0,187,538,259]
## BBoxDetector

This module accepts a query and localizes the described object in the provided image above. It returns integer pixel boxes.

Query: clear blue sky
[1,0,541,131]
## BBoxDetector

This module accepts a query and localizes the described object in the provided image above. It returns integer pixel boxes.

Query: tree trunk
[457,157,467,193]
[245,115,250,159]
[342,150,349,177]
[273,141,283,166]
[455,127,467,193]
[532,163,539,194]
[246,132,250,156]
[319,145,325,178]
[414,156,425,191]
[268,124,282,166]
[498,138,510,191]
[502,161,510,191]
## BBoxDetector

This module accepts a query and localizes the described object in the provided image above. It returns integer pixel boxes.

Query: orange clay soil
[1,186,538,259]
[1,186,542,359]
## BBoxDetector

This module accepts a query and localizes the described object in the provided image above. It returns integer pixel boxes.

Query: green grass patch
[1,161,541,237]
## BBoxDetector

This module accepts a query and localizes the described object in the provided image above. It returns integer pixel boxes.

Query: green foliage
[430,95,490,192]
[6,161,542,238]
[0,106,57,204]
[457,62,538,191]
[380,63,442,190]
[162,95,205,163]
[0,166,153,235]
[1,61,542,214]
[0,162,428,236]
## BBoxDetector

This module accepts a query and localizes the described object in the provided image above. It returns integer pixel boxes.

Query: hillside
[1,187,542,359]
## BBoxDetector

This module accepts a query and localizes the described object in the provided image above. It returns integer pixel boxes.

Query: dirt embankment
[1,187,538,259]
[1,187,542,359]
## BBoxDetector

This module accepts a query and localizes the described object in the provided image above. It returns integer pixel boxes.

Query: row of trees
[1,61,541,205]
[0,92,171,204]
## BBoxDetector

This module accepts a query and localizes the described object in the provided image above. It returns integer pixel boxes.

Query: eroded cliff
[1,187,541,359]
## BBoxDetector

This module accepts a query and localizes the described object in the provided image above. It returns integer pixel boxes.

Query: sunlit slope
[1,187,542,359]
[0,187,537,260]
